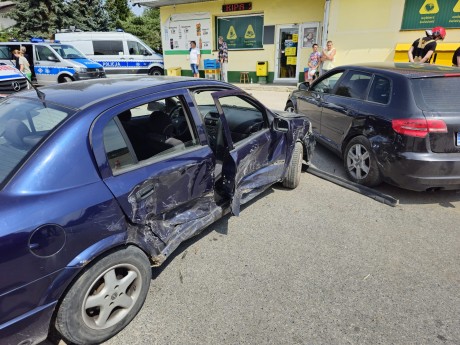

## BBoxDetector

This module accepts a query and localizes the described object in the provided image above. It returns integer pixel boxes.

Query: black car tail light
[392,118,447,138]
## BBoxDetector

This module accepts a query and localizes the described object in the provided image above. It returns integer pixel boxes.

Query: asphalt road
[45,84,460,345]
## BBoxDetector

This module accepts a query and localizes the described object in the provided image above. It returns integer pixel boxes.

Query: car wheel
[283,142,303,189]
[284,101,295,113]
[61,76,73,83]
[55,246,151,345]
[149,67,164,76]
[344,136,382,187]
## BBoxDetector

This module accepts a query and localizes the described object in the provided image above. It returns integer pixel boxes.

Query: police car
[0,39,105,86]
[0,63,28,96]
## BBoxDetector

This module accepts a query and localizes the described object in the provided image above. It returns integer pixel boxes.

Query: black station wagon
[286,63,460,191]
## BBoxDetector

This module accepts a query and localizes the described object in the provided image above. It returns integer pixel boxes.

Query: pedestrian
[408,26,446,63]
[320,41,336,75]
[189,41,201,78]
[306,43,321,82]
[218,36,228,82]
[452,46,460,67]
[13,49,32,87]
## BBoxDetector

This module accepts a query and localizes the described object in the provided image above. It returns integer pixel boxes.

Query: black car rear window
[0,97,74,186]
[411,77,460,112]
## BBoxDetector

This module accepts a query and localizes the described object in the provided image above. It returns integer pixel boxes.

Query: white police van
[0,39,106,85]
[0,63,28,95]
[55,31,164,76]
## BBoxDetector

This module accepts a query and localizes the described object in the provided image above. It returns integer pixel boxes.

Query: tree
[120,8,162,52]
[66,0,110,31]
[8,0,70,40]
[105,0,133,29]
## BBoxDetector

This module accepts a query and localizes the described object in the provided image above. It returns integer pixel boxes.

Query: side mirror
[273,117,289,133]
[47,56,59,62]
[299,82,310,91]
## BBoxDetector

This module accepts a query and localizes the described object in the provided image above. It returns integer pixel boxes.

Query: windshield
[0,97,75,186]
[50,44,86,59]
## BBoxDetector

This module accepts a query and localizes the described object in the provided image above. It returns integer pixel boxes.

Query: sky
[130,3,146,16]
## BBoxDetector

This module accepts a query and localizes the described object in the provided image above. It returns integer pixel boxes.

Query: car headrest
[118,109,132,122]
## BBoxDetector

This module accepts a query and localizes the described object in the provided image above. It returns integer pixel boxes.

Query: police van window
[128,41,144,55]
[93,41,124,55]
[36,46,58,61]
[0,46,10,59]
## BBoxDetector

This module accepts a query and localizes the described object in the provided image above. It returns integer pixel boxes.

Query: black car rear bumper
[379,151,460,191]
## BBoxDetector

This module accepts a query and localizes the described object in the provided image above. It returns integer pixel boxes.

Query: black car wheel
[283,142,303,189]
[149,67,164,76]
[284,101,295,113]
[55,246,151,344]
[344,136,382,187]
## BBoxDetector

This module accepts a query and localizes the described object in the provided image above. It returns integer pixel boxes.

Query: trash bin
[256,61,268,77]
[167,67,181,76]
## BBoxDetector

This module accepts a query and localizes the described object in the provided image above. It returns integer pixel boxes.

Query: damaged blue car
[0,77,314,345]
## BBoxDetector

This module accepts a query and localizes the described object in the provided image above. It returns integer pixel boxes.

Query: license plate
[457,133,460,146]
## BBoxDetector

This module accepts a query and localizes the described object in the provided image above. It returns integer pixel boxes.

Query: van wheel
[60,76,73,83]
[55,246,151,344]
[149,67,164,76]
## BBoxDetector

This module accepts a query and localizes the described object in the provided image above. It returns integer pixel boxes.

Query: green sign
[217,15,263,50]
[401,0,460,29]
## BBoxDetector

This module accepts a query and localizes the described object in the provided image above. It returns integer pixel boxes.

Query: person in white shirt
[189,41,201,78]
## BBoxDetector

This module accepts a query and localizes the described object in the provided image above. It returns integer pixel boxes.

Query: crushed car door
[210,90,288,216]
[92,90,222,262]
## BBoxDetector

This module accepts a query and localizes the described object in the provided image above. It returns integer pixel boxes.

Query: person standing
[320,41,336,75]
[408,26,446,63]
[189,41,201,78]
[306,43,321,82]
[13,49,32,87]
[218,36,228,82]
[452,46,460,67]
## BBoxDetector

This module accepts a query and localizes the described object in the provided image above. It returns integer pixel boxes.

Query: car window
[335,71,372,100]
[128,41,148,55]
[36,45,58,61]
[312,72,344,94]
[411,77,460,112]
[0,98,74,186]
[368,75,391,104]
[93,40,124,55]
[103,96,199,173]
[50,44,86,59]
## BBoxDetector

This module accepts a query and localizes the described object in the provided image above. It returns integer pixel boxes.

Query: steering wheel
[168,105,188,137]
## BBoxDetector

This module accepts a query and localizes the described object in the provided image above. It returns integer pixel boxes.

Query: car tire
[55,246,152,345]
[343,136,382,187]
[149,67,164,76]
[60,76,73,83]
[283,142,303,189]
[284,101,295,113]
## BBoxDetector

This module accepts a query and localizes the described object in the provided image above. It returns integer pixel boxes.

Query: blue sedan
[0,76,314,344]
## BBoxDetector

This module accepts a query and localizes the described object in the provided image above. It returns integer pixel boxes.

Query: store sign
[401,0,460,29]
[222,2,252,12]
[217,15,263,50]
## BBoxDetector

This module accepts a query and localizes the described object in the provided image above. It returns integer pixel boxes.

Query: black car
[285,62,460,191]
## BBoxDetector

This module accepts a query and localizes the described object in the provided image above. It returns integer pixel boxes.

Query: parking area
[44,83,460,345]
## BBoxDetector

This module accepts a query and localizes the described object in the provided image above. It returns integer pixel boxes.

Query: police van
[55,31,164,76]
[0,63,28,95]
[0,39,106,85]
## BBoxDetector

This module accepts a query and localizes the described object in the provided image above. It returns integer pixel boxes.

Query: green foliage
[105,0,133,29]
[119,8,162,52]
[67,0,110,31]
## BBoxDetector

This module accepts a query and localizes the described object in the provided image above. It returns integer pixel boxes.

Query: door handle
[136,185,155,200]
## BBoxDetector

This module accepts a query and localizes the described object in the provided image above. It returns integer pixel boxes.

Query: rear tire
[55,246,151,345]
[343,136,382,187]
[149,67,164,76]
[283,142,303,189]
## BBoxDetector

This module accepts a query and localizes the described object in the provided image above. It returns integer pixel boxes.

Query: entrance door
[274,25,299,83]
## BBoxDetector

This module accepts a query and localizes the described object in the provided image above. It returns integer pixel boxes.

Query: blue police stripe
[35,66,74,76]
[0,73,23,80]
[73,59,103,69]
[96,60,164,69]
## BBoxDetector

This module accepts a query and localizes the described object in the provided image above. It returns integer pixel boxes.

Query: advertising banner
[217,14,263,50]
[401,0,460,29]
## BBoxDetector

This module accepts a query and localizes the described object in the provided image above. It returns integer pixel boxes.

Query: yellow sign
[227,26,237,40]
[287,57,297,65]
[292,34,298,43]
[285,47,297,56]
[419,0,439,14]
[244,25,255,39]
[454,0,460,12]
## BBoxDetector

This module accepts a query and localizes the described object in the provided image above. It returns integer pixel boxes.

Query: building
[132,0,460,83]
[0,1,15,30]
